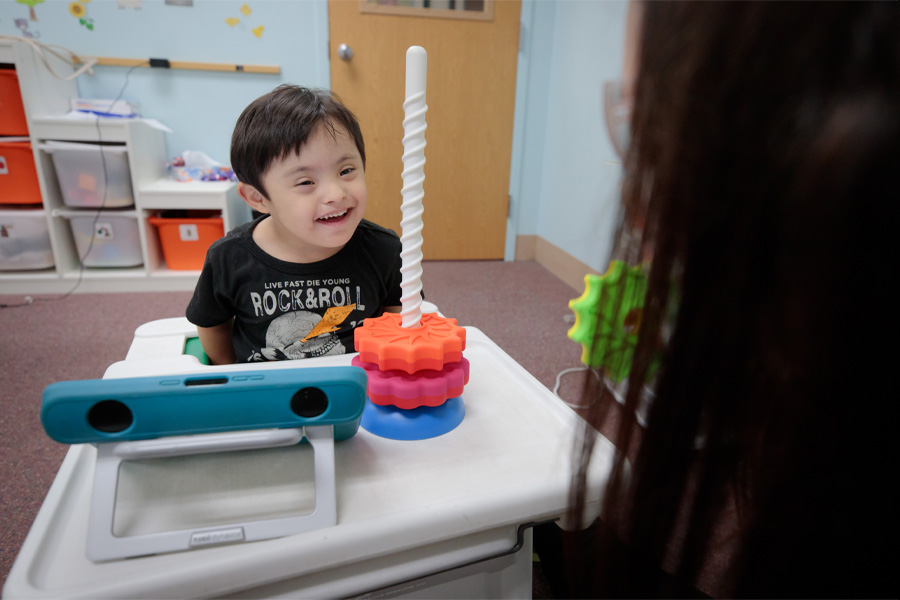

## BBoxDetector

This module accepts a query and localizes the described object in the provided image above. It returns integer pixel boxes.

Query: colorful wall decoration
[0,1,328,161]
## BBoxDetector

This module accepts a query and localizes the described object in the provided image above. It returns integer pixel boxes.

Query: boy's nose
[322,179,346,203]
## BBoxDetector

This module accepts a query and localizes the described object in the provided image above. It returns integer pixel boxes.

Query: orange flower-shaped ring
[354,312,466,374]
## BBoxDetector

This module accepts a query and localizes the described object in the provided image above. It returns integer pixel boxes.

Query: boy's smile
[318,209,349,222]
[240,122,367,263]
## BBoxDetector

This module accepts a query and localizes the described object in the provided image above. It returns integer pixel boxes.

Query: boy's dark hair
[230,85,366,198]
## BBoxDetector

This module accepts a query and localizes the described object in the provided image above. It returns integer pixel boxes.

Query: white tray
[5,327,614,599]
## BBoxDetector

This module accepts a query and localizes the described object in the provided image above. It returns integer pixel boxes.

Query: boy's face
[250,123,366,262]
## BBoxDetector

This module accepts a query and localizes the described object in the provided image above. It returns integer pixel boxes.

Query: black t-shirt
[186,216,402,362]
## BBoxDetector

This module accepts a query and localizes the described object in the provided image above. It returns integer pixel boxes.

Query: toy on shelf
[353,46,470,440]
[168,151,237,182]
[567,260,648,383]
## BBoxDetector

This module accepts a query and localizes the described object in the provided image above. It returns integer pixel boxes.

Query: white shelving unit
[1,40,250,294]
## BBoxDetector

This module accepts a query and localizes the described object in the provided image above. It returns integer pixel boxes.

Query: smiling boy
[186,86,402,364]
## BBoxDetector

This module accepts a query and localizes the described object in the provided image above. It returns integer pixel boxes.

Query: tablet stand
[87,425,336,561]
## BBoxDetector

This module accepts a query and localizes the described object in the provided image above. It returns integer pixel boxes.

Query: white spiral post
[400,46,427,328]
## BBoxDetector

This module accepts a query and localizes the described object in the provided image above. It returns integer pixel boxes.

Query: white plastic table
[4,318,613,599]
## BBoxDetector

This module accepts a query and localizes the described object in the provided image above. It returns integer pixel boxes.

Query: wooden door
[328,0,520,259]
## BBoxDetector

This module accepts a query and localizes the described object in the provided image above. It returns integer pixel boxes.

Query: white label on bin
[0,156,8,175]
[95,223,114,240]
[179,224,199,241]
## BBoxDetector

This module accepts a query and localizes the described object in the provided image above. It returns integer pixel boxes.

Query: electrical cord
[2,63,144,310]
[553,365,601,409]
[0,35,97,81]
[0,295,34,308]
[553,362,652,426]
[44,62,144,301]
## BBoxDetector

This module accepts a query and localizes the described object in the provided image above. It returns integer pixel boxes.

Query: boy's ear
[237,183,269,213]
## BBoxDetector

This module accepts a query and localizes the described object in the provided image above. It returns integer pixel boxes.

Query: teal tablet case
[42,366,367,444]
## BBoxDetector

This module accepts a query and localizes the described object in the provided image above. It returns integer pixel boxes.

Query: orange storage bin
[0,69,29,136]
[0,140,42,204]
[148,212,224,270]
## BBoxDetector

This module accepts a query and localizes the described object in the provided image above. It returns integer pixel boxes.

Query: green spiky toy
[568,261,648,382]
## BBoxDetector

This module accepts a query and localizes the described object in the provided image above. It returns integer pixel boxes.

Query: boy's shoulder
[356,219,401,245]
[348,219,401,265]
[206,217,256,255]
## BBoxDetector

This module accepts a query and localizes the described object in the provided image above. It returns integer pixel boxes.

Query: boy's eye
[341,167,355,176]
[297,180,314,186]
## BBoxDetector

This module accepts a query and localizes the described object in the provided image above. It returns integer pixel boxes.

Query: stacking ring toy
[355,47,470,440]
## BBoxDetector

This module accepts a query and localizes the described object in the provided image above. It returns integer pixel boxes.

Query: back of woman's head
[576,3,898,597]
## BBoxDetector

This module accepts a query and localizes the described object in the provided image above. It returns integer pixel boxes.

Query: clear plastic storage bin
[41,141,135,208]
[0,207,54,270]
[56,208,143,267]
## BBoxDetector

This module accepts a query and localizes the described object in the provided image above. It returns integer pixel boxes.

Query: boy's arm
[196,319,236,365]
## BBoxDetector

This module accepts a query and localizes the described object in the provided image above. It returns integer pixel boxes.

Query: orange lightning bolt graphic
[301,304,357,343]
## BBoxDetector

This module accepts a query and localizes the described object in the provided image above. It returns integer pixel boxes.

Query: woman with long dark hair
[567,2,898,597]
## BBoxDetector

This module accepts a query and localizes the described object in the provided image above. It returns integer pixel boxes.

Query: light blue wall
[0,0,329,164]
[506,0,555,259]
[510,0,627,271]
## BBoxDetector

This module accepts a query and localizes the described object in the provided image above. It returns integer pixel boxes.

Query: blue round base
[361,397,465,441]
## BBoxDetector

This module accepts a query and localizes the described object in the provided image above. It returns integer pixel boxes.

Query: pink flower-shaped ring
[351,356,470,410]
